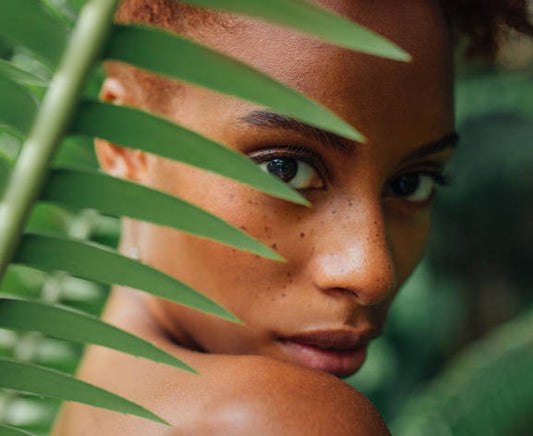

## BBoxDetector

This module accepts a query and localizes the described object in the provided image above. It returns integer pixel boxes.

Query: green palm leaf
[106,25,363,142]
[0,425,34,436]
[0,60,48,87]
[0,297,196,373]
[0,0,68,69]
[0,358,169,425]
[0,0,118,278]
[41,167,283,260]
[178,0,410,61]
[13,233,240,323]
[0,74,38,135]
[72,101,308,205]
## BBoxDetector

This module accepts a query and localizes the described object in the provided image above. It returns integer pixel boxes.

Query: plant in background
[0,0,407,433]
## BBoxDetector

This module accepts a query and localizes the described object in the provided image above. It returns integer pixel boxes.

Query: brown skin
[53,0,454,434]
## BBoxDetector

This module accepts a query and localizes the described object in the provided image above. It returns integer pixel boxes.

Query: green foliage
[0,424,35,436]
[41,168,284,259]
[391,309,533,436]
[0,75,38,135]
[0,358,169,426]
[0,0,68,68]
[0,297,196,373]
[14,233,240,322]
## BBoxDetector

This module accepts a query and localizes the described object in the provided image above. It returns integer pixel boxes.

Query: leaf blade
[71,101,308,205]
[0,59,49,87]
[105,25,363,142]
[13,233,241,323]
[0,357,168,425]
[42,167,282,260]
[0,73,39,135]
[0,0,68,68]
[0,297,197,373]
[177,0,410,61]
[0,425,35,436]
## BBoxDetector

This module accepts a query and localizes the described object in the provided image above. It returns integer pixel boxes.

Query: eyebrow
[239,109,459,158]
[400,132,460,163]
[239,110,353,151]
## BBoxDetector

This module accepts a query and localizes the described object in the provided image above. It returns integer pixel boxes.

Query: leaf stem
[0,0,119,281]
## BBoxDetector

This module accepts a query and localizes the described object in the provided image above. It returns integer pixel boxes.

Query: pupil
[393,174,420,196]
[267,158,298,182]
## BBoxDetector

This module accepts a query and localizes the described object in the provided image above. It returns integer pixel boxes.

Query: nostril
[338,287,357,297]
[326,287,358,298]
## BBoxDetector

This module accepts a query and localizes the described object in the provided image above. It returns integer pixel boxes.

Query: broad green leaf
[0,425,35,436]
[178,0,410,61]
[0,0,68,69]
[13,233,241,323]
[0,357,168,425]
[106,25,363,142]
[0,74,38,135]
[42,167,282,260]
[0,59,49,87]
[0,297,196,373]
[72,101,307,205]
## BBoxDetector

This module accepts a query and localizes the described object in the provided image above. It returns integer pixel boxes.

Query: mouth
[277,329,376,378]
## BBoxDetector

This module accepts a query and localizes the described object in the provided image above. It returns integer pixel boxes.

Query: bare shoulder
[200,355,390,436]
[55,351,389,435]
[53,291,389,435]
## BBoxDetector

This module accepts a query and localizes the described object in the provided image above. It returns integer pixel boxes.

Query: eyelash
[248,146,328,187]
[248,146,452,200]
[386,166,452,204]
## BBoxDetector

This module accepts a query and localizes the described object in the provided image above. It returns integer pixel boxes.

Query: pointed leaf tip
[0,358,170,426]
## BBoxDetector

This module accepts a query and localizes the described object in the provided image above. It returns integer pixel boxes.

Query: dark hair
[441,0,533,60]
[117,0,533,61]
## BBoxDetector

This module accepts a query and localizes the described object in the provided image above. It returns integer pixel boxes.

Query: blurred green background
[1,1,532,435]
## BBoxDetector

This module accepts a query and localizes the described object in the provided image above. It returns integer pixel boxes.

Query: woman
[53,0,532,434]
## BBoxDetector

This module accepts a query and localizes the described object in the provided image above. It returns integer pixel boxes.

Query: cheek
[387,207,432,286]
[139,158,306,317]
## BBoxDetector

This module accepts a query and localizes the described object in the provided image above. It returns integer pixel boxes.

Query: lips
[278,329,377,378]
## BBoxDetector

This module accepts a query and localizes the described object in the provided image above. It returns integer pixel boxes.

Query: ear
[95,77,148,182]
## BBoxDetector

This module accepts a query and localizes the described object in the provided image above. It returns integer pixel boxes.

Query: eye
[258,157,324,189]
[388,172,444,203]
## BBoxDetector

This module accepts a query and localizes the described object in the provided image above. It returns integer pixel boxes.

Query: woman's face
[102,0,455,378]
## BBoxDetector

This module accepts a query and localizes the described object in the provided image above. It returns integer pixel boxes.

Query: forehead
[165,0,453,156]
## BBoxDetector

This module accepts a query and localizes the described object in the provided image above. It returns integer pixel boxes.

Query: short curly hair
[116,0,533,61]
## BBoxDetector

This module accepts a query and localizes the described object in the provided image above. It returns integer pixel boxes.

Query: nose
[309,201,397,307]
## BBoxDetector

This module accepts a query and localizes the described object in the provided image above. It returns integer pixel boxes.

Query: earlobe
[95,78,148,182]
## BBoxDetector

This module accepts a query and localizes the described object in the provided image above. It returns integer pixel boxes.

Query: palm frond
[0,297,196,373]
[0,358,169,426]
